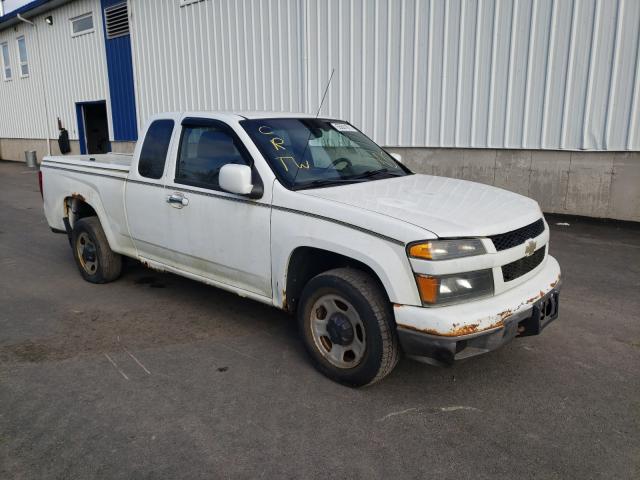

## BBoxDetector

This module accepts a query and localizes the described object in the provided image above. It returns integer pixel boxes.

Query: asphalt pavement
[1,160,639,479]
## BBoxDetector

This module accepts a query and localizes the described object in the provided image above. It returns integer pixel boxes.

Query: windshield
[240,118,410,189]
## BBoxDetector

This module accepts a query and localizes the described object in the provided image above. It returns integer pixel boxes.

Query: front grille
[502,247,545,282]
[489,218,545,251]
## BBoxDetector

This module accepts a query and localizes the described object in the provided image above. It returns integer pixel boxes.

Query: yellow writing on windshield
[270,137,286,151]
[278,156,309,172]
[258,125,309,173]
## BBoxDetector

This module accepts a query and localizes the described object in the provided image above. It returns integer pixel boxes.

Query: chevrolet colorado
[40,112,561,386]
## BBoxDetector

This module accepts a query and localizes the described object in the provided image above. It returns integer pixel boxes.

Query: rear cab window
[138,119,174,179]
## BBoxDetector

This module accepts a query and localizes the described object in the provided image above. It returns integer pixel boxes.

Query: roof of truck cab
[177,111,334,121]
[239,111,321,119]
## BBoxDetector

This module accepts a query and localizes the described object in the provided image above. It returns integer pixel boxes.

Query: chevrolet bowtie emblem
[524,239,536,256]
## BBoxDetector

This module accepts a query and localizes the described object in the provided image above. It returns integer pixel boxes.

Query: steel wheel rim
[76,232,98,275]
[310,294,366,369]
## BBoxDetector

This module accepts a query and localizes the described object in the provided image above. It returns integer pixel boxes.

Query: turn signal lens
[408,243,434,259]
[415,275,439,304]
[408,239,486,261]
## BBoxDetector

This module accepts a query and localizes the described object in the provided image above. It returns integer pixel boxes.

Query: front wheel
[71,216,122,283]
[297,268,400,387]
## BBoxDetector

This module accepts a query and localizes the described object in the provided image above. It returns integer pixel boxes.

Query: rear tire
[297,268,400,387]
[71,216,122,283]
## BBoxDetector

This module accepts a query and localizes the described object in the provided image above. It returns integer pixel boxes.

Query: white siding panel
[0,0,109,140]
[561,0,597,149]
[523,0,553,148]
[471,0,496,148]
[505,0,533,148]
[3,0,633,150]
[0,24,47,138]
[130,0,303,126]
[606,0,640,149]
[301,0,640,150]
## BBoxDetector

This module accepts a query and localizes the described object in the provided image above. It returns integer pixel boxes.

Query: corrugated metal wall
[2,0,639,150]
[0,22,47,138]
[130,0,640,151]
[129,0,304,128]
[0,0,110,140]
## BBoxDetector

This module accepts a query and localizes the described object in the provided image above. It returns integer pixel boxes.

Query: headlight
[415,269,494,306]
[408,239,486,260]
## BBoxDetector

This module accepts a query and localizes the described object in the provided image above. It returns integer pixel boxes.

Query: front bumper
[394,255,562,365]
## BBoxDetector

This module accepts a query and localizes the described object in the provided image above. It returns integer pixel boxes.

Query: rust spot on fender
[489,319,505,330]
[64,193,86,216]
[139,259,160,272]
[399,324,446,336]
[282,289,288,310]
[450,323,481,336]
[399,322,482,337]
[526,290,547,304]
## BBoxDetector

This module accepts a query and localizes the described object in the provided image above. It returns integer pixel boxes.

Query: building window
[1,42,11,81]
[16,36,28,77]
[70,12,95,37]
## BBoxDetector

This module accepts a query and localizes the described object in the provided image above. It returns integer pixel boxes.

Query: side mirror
[219,164,253,196]
[390,152,403,164]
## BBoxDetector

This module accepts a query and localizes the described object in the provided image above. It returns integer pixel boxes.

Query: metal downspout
[17,13,51,157]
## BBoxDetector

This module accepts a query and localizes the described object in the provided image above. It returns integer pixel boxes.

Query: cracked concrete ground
[1,160,639,479]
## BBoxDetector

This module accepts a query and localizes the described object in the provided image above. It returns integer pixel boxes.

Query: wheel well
[284,247,388,313]
[65,195,97,226]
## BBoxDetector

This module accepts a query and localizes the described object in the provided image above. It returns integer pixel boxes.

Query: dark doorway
[76,101,110,154]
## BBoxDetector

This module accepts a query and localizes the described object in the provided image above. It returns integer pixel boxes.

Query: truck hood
[301,174,543,238]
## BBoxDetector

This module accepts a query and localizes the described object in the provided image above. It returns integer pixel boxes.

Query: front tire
[71,217,122,283]
[297,268,400,387]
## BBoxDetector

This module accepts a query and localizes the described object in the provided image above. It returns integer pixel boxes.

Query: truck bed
[42,153,132,173]
[41,152,135,258]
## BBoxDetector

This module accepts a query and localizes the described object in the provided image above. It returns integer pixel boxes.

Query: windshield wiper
[346,168,403,180]
[293,178,364,190]
[294,169,403,190]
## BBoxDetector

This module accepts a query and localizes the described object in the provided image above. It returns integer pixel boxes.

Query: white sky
[2,0,31,15]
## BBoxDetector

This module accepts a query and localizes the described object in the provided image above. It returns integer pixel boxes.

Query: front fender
[270,208,422,309]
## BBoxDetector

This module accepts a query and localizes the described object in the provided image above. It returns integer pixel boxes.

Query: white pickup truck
[41,112,561,386]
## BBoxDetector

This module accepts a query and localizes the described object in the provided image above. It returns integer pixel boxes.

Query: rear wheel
[72,217,122,283]
[297,268,400,387]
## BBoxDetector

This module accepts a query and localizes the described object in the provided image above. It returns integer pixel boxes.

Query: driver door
[162,117,272,298]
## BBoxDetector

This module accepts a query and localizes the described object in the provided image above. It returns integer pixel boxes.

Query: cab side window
[176,123,250,190]
[138,119,174,179]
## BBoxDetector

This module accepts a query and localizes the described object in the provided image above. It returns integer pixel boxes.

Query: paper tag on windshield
[331,122,357,132]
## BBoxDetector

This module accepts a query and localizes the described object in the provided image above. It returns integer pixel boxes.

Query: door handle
[166,193,189,208]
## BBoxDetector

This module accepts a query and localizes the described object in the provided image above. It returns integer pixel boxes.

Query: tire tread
[299,267,400,386]
[72,216,122,283]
